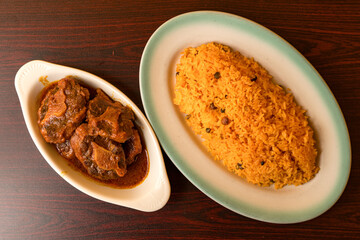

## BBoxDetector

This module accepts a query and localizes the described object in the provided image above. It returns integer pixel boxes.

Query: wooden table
[1,1,359,239]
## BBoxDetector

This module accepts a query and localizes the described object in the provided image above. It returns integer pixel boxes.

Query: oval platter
[139,11,351,223]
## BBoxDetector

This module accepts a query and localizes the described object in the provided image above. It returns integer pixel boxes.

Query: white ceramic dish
[15,60,170,212]
[140,11,351,223]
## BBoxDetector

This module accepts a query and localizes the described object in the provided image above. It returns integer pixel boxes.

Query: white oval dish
[140,11,351,222]
[15,60,170,212]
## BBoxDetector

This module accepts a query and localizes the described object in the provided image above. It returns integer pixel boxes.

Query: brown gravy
[38,77,149,189]
[66,139,149,189]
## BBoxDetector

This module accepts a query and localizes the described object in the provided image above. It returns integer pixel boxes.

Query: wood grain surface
[1,0,359,239]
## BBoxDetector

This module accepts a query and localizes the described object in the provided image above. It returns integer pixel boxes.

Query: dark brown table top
[1,0,359,239]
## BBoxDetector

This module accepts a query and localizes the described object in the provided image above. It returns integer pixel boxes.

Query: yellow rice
[173,42,319,189]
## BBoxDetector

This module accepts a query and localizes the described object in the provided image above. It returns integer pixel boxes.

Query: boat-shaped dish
[15,60,170,212]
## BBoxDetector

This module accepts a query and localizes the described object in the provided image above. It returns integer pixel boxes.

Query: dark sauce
[38,76,149,189]
[65,133,149,189]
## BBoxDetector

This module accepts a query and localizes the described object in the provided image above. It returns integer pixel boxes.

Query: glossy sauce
[38,77,149,189]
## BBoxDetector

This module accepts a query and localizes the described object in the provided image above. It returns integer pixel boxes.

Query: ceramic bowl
[15,60,171,212]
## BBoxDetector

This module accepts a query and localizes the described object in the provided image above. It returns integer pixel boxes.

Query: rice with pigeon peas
[173,42,319,189]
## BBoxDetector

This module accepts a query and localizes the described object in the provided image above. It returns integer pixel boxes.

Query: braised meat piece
[123,129,142,165]
[87,89,134,143]
[70,124,127,180]
[38,77,90,143]
[56,140,75,160]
